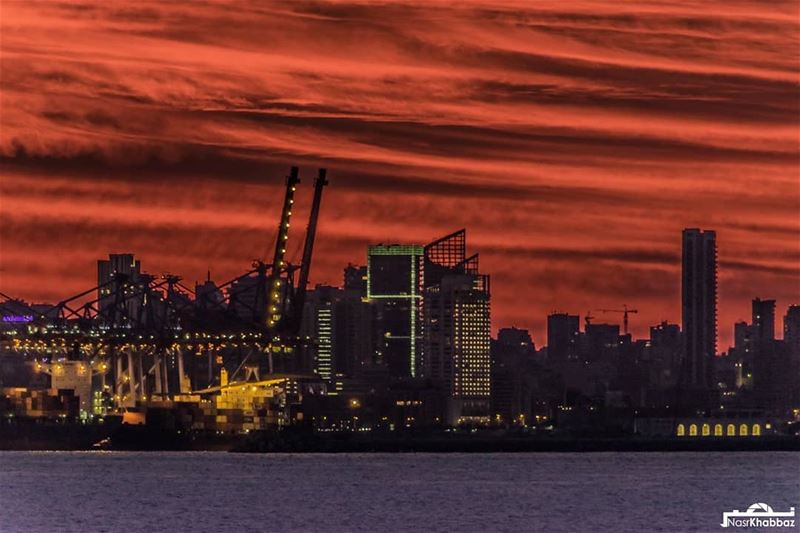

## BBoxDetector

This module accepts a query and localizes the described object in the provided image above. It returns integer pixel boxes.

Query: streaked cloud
[1,0,798,345]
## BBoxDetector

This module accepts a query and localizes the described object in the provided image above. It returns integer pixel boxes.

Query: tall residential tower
[680,228,717,402]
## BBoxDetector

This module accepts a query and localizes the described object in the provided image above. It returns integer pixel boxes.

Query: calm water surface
[0,451,798,532]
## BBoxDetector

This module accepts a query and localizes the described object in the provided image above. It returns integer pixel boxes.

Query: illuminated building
[300,285,341,383]
[367,244,424,378]
[424,274,491,425]
[681,228,717,401]
[422,230,490,425]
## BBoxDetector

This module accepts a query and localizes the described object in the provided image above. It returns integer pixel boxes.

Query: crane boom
[595,305,638,335]
[266,167,300,330]
[288,168,328,334]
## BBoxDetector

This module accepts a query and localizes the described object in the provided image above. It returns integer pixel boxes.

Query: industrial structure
[0,167,329,430]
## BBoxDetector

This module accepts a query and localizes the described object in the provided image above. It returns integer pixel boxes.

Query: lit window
[752,424,761,436]
[739,424,748,436]
[676,424,685,436]
[714,424,723,436]
[689,424,698,436]
[702,424,710,436]
[727,424,735,436]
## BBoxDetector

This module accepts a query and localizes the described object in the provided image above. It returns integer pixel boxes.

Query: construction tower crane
[596,304,638,335]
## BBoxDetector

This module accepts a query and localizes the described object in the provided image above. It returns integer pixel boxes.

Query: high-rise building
[732,321,755,388]
[584,323,620,362]
[424,273,491,425]
[647,321,682,395]
[367,244,424,378]
[785,305,800,361]
[300,285,342,382]
[491,327,535,425]
[97,253,142,323]
[343,264,368,295]
[336,265,382,377]
[784,305,800,407]
[681,228,717,400]
[751,298,782,411]
[497,327,536,356]
[650,322,681,350]
[752,298,776,346]
[421,230,491,425]
[546,313,580,367]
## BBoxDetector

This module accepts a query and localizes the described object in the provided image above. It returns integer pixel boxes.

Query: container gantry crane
[266,167,300,331]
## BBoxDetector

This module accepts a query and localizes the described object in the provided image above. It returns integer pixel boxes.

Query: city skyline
[3,228,797,352]
[1,1,799,348]
[1,3,798,531]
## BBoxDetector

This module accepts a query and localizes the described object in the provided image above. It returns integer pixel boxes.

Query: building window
[702,423,710,436]
[714,424,723,436]
[727,424,735,436]
[752,424,761,436]
[689,424,698,436]
[676,424,685,436]
[739,424,748,437]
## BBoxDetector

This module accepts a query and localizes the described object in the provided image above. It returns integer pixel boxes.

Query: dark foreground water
[0,452,798,533]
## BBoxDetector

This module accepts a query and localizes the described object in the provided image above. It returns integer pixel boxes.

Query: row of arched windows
[676,423,761,437]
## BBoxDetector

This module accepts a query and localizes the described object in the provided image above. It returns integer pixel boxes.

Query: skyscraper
[336,264,382,376]
[367,244,424,378]
[681,228,717,401]
[491,327,535,425]
[751,298,780,411]
[299,285,341,382]
[732,321,755,388]
[424,274,491,425]
[784,305,800,407]
[785,305,800,361]
[421,231,491,426]
[546,313,580,367]
[752,298,776,346]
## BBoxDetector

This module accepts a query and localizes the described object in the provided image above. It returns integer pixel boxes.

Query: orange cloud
[1,0,798,347]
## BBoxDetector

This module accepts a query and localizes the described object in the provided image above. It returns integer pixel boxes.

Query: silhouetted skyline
[1,1,798,348]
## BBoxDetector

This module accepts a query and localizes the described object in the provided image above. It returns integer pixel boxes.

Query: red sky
[1,1,798,348]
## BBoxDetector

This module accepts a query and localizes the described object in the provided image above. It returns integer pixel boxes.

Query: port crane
[595,305,638,335]
[0,166,329,407]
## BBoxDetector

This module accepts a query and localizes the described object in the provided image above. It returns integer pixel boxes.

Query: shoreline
[1,421,798,453]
